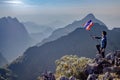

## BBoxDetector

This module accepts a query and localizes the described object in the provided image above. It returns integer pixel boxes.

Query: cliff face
[0,17,33,61]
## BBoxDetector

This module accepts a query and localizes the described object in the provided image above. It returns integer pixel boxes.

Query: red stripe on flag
[86,22,94,31]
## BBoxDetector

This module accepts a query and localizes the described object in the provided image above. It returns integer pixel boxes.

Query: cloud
[0,0,24,5]
[5,1,23,4]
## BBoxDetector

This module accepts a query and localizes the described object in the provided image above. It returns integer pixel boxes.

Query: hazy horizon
[0,0,120,29]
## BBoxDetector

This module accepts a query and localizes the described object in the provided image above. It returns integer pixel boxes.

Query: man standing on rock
[93,31,107,58]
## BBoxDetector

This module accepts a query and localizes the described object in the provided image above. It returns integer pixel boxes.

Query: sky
[0,0,120,29]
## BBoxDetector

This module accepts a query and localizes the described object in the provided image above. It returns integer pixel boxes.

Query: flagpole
[88,30,100,44]
[83,20,100,44]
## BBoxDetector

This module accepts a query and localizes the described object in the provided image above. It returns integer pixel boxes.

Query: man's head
[102,31,107,36]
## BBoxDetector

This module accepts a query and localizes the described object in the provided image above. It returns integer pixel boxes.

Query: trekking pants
[96,44,105,58]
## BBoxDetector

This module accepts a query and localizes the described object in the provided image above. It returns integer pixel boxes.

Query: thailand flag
[84,20,94,31]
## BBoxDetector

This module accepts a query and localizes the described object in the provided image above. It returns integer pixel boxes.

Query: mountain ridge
[23,21,54,42]
[7,14,120,80]
[38,13,106,46]
[0,16,34,61]
[8,23,112,80]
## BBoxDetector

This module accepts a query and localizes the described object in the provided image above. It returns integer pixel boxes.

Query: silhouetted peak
[7,16,13,19]
[81,13,106,26]
[0,17,7,21]
[13,17,19,22]
[8,17,19,22]
[0,16,19,22]
[1,16,12,20]
[84,13,95,20]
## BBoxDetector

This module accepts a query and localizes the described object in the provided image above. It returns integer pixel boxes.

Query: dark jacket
[95,36,107,49]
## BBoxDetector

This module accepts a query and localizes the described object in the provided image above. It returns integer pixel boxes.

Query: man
[93,31,107,58]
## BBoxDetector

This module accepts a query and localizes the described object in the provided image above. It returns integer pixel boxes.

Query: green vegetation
[54,55,120,80]
[55,55,93,79]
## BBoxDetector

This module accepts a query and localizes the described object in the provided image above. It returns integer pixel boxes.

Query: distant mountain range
[0,17,34,62]
[38,13,105,46]
[0,52,8,67]
[23,22,54,34]
[47,20,67,29]
[8,14,120,80]
[23,22,54,42]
